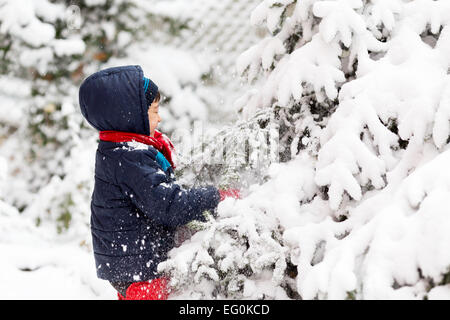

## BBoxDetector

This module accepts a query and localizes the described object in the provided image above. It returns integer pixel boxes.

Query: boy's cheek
[150,119,159,131]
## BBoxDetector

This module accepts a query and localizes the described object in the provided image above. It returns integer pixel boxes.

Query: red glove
[219,189,241,201]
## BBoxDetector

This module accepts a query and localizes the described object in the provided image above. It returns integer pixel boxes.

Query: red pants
[117,278,169,300]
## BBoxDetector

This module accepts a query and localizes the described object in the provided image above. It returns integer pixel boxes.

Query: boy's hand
[186,210,214,231]
[185,189,241,232]
[219,188,241,201]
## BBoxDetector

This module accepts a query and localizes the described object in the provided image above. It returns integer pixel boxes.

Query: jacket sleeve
[117,151,220,228]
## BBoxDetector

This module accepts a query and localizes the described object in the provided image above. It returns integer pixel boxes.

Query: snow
[428,285,450,300]
[313,0,366,48]
[1,0,450,300]
[52,38,86,57]
[84,0,107,6]
[0,201,115,299]
[0,0,56,47]
[125,141,150,151]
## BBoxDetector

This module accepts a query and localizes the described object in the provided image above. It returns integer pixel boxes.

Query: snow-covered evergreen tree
[160,0,450,299]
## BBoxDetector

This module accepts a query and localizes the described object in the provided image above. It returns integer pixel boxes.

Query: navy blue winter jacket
[79,65,220,282]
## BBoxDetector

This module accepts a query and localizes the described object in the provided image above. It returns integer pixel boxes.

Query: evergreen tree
[160,0,450,299]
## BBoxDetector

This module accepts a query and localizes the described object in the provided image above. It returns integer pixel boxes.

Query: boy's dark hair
[154,91,161,103]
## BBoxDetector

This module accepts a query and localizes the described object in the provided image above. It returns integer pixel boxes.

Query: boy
[79,65,233,300]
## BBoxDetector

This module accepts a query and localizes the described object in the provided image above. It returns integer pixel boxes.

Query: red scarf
[99,130,176,169]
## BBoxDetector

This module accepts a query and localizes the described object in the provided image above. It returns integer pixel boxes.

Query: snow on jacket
[79,65,220,282]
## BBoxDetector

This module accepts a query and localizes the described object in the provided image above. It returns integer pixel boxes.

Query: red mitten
[219,189,241,201]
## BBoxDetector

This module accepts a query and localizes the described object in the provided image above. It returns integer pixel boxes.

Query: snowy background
[1,0,450,300]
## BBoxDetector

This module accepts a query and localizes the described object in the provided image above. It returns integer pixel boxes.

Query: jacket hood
[79,65,150,135]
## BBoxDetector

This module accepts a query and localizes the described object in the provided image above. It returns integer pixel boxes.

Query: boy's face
[148,99,161,137]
